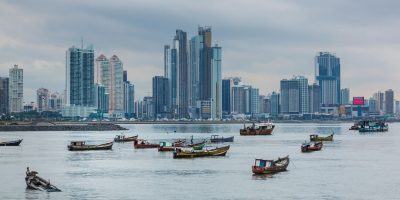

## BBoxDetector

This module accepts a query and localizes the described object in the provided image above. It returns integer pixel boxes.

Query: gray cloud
[0,0,399,102]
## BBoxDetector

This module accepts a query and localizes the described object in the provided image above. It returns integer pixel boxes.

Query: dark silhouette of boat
[310,134,333,142]
[114,134,138,142]
[0,139,23,146]
[67,141,113,151]
[240,123,275,136]
[173,145,230,159]
[301,141,323,152]
[252,156,289,174]
[210,135,234,143]
[25,167,61,192]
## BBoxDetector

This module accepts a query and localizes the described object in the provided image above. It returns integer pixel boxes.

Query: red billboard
[353,97,364,105]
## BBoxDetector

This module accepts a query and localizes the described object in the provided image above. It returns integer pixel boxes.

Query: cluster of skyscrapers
[0,65,24,115]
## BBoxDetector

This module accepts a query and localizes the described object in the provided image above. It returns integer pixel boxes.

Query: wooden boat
[173,145,230,159]
[349,122,360,130]
[67,141,113,151]
[240,123,275,136]
[252,156,290,174]
[301,141,323,152]
[0,139,23,146]
[359,121,388,133]
[210,135,234,143]
[158,140,186,152]
[134,139,160,149]
[310,134,333,142]
[25,167,61,192]
[114,134,138,142]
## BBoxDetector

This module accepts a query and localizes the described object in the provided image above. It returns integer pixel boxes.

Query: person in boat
[141,140,145,145]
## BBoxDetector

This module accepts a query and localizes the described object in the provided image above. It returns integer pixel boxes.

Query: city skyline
[1,0,400,102]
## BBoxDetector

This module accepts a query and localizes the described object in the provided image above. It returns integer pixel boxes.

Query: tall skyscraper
[385,89,394,114]
[37,88,49,112]
[297,76,309,114]
[340,88,350,105]
[152,76,170,119]
[270,92,280,117]
[174,30,189,118]
[0,77,9,115]
[164,45,170,78]
[222,78,233,115]
[9,65,23,113]
[373,91,384,114]
[198,26,212,101]
[123,81,134,118]
[315,52,341,106]
[308,83,320,113]
[211,45,222,119]
[94,84,109,114]
[280,78,299,114]
[168,47,178,115]
[65,46,94,106]
[231,85,245,114]
[189,35,201,109]
[249,87,259,115]
[48,92,63,112]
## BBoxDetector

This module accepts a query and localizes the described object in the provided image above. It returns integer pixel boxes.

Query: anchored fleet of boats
[2,121,390,192]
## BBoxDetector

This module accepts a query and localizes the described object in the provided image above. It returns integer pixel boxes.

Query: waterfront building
[249,87,259,115]
[395,100,400,117]
[315,52,341,106]
[280,78,299,114]
[48,92,63,112]
[222,78,233,115]
[308,83,320,113]
[198,26,212,102]
[9,65,24,113]
[61,105,96,118]
[340,88,350,105]
[36,88,49,112]
[297,76,309,114]
[270,91,280,117]
[94,84,109,114]
[65,46,94,106]
[0,77,9,115]
[152,76,170,119]
[210,45,222,119]
[231,85,245,114]
[373,91,385,114]
[123,81,134,118]
[385,89,394,115]
[108,55,124,116]
[164,45,170,78]
[368,97,378,114]
[189,35,201,110]
[142,96,155,120]
[174,30,189,119]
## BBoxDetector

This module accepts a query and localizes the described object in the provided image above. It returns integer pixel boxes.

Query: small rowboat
[301,141,322,152]
[25,167,61,192]
[173,145,230,159]
[252,156,290,174]
[210,135,234,143]
[310,134,333,142]
[114,134,138,142]
[0,139,23,146]
[134,139,160,149]
[67,141,113,151]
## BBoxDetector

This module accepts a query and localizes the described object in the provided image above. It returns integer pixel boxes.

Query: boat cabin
[310,135,318,140]
[255,159,273,168]
[70,141,85,146]
[159,141,174,147]
[211,135,220,139]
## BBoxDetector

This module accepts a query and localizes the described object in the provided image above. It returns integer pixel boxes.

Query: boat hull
[240,126,274,136]
[252,156,289,174]
[25,171,61,192]
[301,142,323,152]
[310,134,333,142]
[134,144,160,149]
[210,136,234,143]
[68,142,113,151]
[173,145,230,159]
[114,135,138,142]
[0,139,23,146]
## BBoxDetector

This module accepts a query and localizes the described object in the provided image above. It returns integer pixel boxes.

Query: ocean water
[0,123,399,200]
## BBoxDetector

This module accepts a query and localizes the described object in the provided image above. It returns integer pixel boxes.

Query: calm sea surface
[1,123,399,200]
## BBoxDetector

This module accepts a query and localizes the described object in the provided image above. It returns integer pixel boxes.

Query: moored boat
[158,140,186,152]
[25,167,61,192]
[240,123,275,136]
[358,121,388,133]
[310,134,333,142]
[301,141,323,152]
[252,156,290,174]
[210,135,234,143]
[173,145,230,159]
[134,139,160,149]
[0,139,23,146]
[349,122,360,130]
[67,141,113,151]
[114,134,138,142]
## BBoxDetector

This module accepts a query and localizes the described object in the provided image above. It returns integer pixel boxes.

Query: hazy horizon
[0,0,399,103]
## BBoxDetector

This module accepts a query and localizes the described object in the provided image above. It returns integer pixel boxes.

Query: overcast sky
[0,0,399,103]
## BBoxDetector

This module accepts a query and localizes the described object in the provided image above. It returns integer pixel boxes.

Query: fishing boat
[240,123,275,136]
[349,122,360,130]
[67,141,113,151]
[210,135,234,143]
[134,139,160,149]
[301,141,323,152]
[358,121,388,133]
[114,134,138,142]
[0,139,23,146]
[310,134,333,142]
[25,167,61,192]
[173,145,230,159]
[158,140,186,152]
[252,156,290,174]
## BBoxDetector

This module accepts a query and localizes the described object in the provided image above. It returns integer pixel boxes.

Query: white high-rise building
[9,65,23,113]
